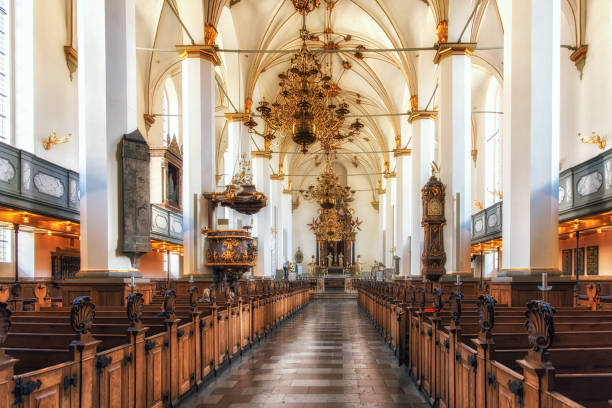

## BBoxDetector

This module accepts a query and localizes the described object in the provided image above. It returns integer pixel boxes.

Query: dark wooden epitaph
[121,129,152,267]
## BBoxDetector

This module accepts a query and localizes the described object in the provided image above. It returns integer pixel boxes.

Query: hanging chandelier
[292,0,320,15]
[246,27,362,154]
[301,160,354,209]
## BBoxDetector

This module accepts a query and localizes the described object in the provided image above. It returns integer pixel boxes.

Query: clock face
[428,199,442,216]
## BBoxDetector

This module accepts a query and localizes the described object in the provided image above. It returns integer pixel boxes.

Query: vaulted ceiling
[133,0,584,198]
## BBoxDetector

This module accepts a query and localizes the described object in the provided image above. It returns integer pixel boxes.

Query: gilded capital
[433,42,476,64]
[176,44,220,65]
[224,112,251,122]
[408,111,438,124]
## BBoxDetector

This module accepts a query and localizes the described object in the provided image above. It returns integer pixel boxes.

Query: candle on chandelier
[542,272,548,288]
[456,274,460,285]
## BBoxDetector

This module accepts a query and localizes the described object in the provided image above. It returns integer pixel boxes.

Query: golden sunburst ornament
[292,0,320,15]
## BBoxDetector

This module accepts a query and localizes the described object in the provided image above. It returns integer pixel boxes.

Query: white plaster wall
[32,0,79,171]
[559,0,612,170]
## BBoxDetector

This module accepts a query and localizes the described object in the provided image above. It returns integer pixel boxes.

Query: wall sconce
[578,131,606,150]
[472,200,483,210]
[43,131,72,150]
[487,189,503,200]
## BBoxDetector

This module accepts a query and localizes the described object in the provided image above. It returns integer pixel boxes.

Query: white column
[13,0,34,152]
[438,49,472,276]
[410,115,436,276]
[502,0,560,274]
[386,177,396,268]
[253,156,271,277]
[77,0,137,276]
[378,189,387,264]
[181,50,217,277]
[395,156,411,276]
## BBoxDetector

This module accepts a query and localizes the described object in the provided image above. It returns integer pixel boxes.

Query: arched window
[161,78,179,146]
[0,0,10,143]
[484,78,502,207]
[162,90,169,144]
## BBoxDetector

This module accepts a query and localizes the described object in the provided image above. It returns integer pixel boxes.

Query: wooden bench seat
[5,332,129,350]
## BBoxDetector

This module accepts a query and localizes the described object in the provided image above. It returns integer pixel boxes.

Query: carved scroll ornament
[158,290,176,319]
[477,294,496,337]
[126,292,144,328]
[0,302,11,347]
[525,300,555,354]
[189,286,199,311]
[449,291,464,326]
[71,296,95,338]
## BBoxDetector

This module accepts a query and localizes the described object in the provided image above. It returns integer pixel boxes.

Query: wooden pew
[356,279,612,408]
[0,279,311,408]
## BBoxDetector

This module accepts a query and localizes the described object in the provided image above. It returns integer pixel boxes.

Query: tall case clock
[421,168,447,281]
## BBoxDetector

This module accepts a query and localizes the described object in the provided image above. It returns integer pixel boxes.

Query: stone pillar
[436,44,474,276]
[501,0,560,275]
[178,46,219,277]
[395,121,412,276]
[77,0,138,276]
[253,155,271,277]
[410,112,437,276]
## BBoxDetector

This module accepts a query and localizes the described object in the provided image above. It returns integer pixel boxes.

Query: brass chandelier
[246,26,362,154]
[301,159,354,209]
[292,0,320,15]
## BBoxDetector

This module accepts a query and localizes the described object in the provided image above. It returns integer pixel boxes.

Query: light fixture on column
[578,131,606,150]
[43,131,72,150]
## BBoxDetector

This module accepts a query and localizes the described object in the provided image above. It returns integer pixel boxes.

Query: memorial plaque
[121,129,151,267]
[586,246,599,275]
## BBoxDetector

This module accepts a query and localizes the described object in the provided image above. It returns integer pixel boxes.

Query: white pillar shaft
[254,157,271,277]
[439,52,472,274]
[411,118,436,276]
[181,56,216,276]
[396,155,412,276]
[77,0,137,274]
[502,0,560,272]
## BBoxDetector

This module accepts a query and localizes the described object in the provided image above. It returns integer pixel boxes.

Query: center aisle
[181,298,427,408]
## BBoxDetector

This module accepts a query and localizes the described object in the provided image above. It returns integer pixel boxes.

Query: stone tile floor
[180,299,428,408]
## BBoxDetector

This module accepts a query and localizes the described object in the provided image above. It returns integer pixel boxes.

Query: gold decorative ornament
[578,131,606,150]
[487,188,503,200]
[246,26,361,154]
[205,230,256,283]
[204,23,218,46]
[43,131,72,150]
[291,0,320,14]
[301,159,354,209]
[436,21,448,44]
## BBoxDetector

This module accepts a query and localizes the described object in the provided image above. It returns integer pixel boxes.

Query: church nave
[182,299,426,408]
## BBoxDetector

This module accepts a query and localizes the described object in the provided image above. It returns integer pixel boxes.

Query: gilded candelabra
[578,131,607,150]
[43,131,72,150]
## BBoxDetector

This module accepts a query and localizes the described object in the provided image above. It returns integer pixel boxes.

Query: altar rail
[0,280,310,407]
[357,279,612,408]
